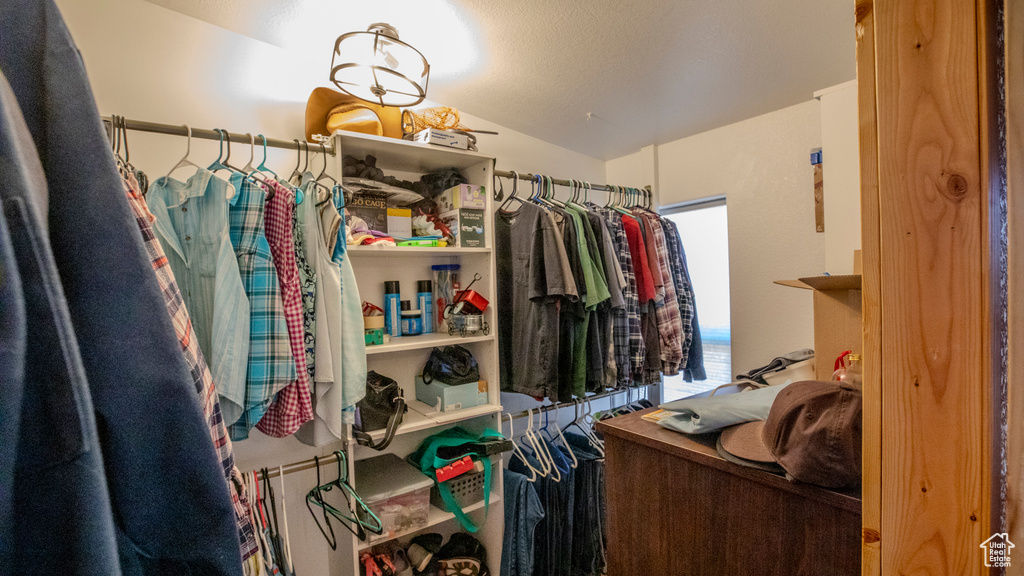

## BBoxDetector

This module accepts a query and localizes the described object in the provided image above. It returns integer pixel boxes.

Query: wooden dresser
[596,408,861,576]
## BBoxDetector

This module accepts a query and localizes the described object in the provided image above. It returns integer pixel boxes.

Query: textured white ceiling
[145,0,855,160]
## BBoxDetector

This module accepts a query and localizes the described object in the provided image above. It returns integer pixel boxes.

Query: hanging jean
[501,469,545,576]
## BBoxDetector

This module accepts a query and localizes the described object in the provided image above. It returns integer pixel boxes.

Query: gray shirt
[496,202,578,397]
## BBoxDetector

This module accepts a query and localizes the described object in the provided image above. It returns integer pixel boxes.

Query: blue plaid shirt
[227,173,296,441]
[596,207,644,386]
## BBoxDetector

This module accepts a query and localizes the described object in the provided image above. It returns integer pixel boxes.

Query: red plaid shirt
[255,179,313,437]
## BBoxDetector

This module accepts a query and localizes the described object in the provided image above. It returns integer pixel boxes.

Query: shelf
[358,491,502,551]
[347,246,491,257]
[360,401,503,443]
[774,274,862,291]
[366,332,494,355]
[336,130,493,172]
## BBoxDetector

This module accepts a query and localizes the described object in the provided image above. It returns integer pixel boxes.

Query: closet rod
[253,386,652,479]
[504,384,654,422]
[493,169,649,194]
[101,117,335,156]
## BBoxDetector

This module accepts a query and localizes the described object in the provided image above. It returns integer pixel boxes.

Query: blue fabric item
[658,384,790,434]
[502,470,545,576]
[564,434,607,576]
[0,68,122,576]
[0,2,243,574]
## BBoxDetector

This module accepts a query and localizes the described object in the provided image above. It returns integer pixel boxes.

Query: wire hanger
[288,140,303,184]
[544,406,579,469]
[498,170,525,212]
[503,414,539,482]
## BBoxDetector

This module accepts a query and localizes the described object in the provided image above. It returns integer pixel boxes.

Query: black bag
[422,345,480,386]
[353,371,407,451]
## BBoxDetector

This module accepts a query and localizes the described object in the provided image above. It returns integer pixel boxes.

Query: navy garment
[0,1,242,574]
[501,469,544,576]
[0,70,122,576]
[565,433,607,576]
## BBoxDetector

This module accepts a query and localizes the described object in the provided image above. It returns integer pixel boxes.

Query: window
[660,198,732,401]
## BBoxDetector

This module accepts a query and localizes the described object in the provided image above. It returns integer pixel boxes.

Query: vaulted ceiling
[145,0,856,160]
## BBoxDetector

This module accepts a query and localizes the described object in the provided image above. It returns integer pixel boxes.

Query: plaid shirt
[661,219,695,367]
[597,207,644,386]
[641,213,684,375]
[227,174,297,441]
[256,179,313,437]
[123,174,258,561]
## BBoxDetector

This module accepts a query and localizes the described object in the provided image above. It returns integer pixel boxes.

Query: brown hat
[718,380,862,488]
[304,87,403,142]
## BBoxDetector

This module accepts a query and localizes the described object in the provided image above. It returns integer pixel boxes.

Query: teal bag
[407,426,503,532]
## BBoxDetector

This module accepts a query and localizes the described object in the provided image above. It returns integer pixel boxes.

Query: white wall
[816,80,862,274]
[55,0,605,197]
[606,100,824,377]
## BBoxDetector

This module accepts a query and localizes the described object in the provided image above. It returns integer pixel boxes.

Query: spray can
[384,281,401,337]
[417,280,433,334]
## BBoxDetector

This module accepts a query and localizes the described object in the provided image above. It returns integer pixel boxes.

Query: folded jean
[657,383,791,434]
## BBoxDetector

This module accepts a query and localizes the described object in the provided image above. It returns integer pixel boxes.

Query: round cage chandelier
[330,23,430,108]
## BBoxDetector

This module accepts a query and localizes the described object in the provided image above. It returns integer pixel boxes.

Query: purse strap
[353,395,406,451]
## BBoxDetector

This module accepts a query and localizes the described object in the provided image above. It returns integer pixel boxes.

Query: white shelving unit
[335,130,505,575]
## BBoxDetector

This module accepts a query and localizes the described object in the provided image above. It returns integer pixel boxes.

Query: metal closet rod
[253,450,345,480]
[252,385,653,479]
[504,384,654,422]
[493,169,649,194]
[101,116,335,156]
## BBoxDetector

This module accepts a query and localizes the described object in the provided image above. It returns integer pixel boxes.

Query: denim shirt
[502,469,545,576]
[148,169,251,425]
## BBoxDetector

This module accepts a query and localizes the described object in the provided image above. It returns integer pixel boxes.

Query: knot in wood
[946,174,968,199]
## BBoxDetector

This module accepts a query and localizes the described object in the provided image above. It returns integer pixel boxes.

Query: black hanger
[305,456,338,550]
[498,170,524,211]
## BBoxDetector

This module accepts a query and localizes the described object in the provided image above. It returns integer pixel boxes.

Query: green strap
[437,455,491,533]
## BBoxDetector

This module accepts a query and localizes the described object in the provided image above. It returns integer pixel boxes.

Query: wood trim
[855,0,882,573]
[872,1,996,574]
[1004,0,1024,553]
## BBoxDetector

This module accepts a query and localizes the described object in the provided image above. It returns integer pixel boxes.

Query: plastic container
[417,280,433,334]
[384,281,401,338]
[431,468,486,511]
[763,358,816,386]
[432,264,460,331]
[354,454,433,544]
[401,300,423,336]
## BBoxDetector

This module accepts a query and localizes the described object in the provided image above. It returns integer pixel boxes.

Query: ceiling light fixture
[330,23,430,108]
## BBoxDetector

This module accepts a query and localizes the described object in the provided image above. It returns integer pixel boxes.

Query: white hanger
[165,124,201,180]
[504,414,539,482]
[581,398,606,457]
[532,408,562,483]
[523,408,554,479]
[276,466,294,575]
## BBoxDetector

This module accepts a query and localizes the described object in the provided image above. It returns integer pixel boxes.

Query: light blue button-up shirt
[147,169,250,425]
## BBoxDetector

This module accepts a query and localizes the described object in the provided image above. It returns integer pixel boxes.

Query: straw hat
[304,87,403,142]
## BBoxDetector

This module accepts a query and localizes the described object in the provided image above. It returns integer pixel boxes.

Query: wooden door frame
[857,0,1008,574]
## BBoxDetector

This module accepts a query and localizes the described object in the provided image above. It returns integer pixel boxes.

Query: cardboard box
[409,128,469,150]
[387,207,412,238]
[348,191,388,234]
[439,184,487,211]
[440,209,485,248]
[416,375,488,412]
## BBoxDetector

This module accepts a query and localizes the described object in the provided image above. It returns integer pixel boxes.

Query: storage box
[354,454,433,543]
[439,209,485,248]
[387,207,412,238]
[431,467,486,512]
[348,191,388,234]
[409,128,469,150]
[439,184,486,211]
[416,375,488,412]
